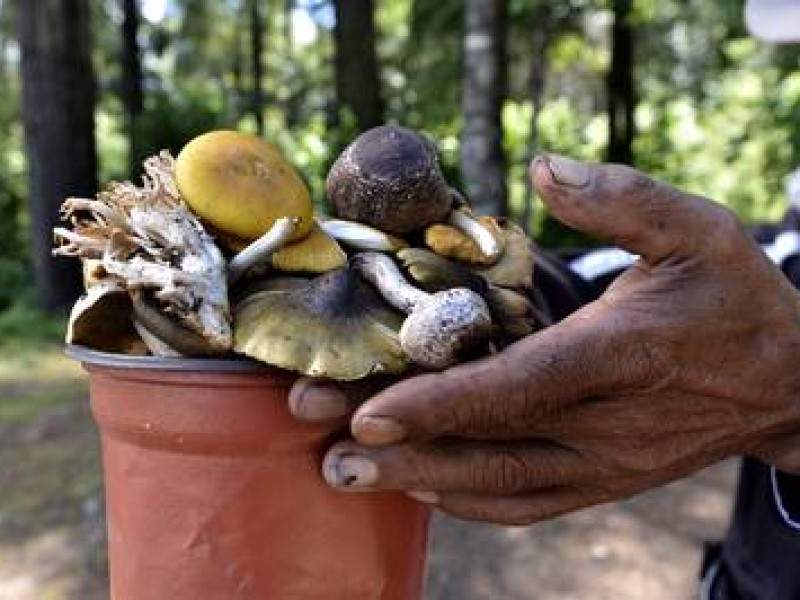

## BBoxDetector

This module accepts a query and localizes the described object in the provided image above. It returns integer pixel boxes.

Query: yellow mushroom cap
[424,216,505,265]
[270,223,347,272]
[234,267,407,380]
[175,130,313,242]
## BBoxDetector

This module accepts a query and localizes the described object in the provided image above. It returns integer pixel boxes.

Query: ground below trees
[0,346,737,599]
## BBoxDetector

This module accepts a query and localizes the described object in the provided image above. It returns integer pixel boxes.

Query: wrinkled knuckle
[623,337,673,389]
[484,450,532,493]
[703,201,747,257]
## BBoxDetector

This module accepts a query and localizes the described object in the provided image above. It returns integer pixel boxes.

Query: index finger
[351,306,632,445]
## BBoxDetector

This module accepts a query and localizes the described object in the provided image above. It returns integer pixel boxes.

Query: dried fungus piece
[53,152,231,356]
[234,267,407,380]
[67,280,146,355]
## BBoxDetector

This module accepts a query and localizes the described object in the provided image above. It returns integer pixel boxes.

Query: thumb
[531,155,730,265]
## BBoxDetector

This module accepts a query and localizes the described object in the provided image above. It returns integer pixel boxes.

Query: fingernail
[323,454,379,488]
[292,385,349,421]
[407,491,439,504]
[546,155,590,188]
[354,415,406,445]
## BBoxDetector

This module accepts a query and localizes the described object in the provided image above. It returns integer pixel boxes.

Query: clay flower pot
[67,345,431,600]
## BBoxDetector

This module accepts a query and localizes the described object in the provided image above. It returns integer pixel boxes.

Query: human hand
[290,155,800,525]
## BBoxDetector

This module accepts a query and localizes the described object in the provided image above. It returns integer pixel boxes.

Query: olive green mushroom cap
[233,267,407,380]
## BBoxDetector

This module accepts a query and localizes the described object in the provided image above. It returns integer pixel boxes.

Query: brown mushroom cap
[234,267,407,380]
[326,125,452,235]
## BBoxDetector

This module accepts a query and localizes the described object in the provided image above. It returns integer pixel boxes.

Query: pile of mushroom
[54,125,539,380]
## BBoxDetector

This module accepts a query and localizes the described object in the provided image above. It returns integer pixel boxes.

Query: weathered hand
[290,155,800,525]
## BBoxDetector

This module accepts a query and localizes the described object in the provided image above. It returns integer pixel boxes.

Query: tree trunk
[16,0,97,311]
[606,0,635,165]
[283,0,301,127]
[460,0,508,216]
[249,0,265,135]
[521,5,553,234]
[333,0,383,132]
[121,0,143,177]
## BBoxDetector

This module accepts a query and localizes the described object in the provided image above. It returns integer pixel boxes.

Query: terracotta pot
[67,346,431,600]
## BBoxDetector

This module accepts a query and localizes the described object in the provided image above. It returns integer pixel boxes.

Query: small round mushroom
[398,248,537,348]
[233,267,407,380]
[326,125,501,261]
[352,252,493,370]
[226,220,347,283]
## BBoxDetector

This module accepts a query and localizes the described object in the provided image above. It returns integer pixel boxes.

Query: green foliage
[2,0,800,322]
[0,1,29,310]
[636,39,800,222]
[0,300,66,348]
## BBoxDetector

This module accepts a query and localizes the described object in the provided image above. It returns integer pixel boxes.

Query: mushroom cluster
[54,126,540,380]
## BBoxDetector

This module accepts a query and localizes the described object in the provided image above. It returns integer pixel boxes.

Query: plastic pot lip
[65,344,271,373]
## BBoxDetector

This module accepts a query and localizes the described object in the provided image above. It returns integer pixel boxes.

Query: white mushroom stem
[354,252,493,370]
[316,217,408,252]
[448,209,502,262]
[352,252,429,314]
[227,217,299,285]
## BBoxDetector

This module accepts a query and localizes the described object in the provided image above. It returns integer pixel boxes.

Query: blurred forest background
[0,2,798,597]
[1,0,800,318]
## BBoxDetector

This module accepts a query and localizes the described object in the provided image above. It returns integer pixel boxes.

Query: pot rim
[66,344,270,373]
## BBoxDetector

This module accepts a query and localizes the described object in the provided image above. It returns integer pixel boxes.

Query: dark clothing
[717,215,800,599]
[720,460,800,600]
